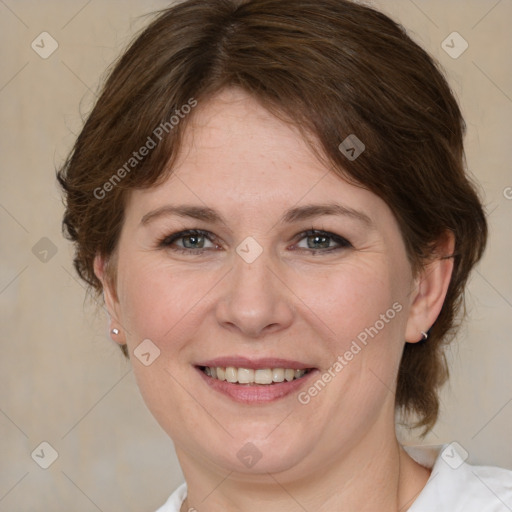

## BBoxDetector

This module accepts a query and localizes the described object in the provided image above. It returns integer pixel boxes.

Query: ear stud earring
[111,328,120,335]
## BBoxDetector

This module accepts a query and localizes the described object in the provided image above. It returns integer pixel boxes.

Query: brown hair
[57,0,487,436]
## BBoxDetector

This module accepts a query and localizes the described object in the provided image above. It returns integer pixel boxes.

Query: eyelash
[158,228,352,255]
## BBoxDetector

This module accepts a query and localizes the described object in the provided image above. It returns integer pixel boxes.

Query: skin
[95,87,454,512]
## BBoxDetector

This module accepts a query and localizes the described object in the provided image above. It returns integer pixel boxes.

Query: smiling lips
[201,366,310,384]
[195,357,318,403]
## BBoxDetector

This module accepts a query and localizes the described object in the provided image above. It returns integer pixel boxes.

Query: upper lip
[196,356,315,370]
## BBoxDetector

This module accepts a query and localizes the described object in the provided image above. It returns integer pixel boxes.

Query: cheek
[299,259,409,417]
[299,264,408,407]
[116,253,212,346]
[299,261,406,347]
[114,254,207,426]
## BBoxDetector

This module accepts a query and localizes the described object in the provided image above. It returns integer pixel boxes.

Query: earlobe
[405,231,455,343]
[93,254,127,346]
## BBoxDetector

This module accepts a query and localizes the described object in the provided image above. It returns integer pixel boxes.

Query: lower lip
[195,367,319,404]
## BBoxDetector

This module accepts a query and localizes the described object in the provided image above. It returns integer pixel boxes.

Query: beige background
[1,0,511,510]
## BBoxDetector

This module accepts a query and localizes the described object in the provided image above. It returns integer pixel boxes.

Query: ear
[93,254,126,345]
[405,231,455,343]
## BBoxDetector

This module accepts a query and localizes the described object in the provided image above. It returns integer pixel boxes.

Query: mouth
[198,366,313,384]
[194,357,318,403]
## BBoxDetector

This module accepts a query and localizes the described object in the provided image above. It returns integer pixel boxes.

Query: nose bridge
[215,236,294,337]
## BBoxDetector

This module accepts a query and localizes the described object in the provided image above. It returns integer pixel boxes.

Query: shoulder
[406,443,512,512]
[155,482,187,512]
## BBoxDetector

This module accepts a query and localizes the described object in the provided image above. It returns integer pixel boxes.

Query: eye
[292,229,352,254]
[158,228,352,256]
[159,229,219,254]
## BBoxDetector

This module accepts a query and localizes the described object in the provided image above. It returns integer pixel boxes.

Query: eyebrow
[140,202,373,228]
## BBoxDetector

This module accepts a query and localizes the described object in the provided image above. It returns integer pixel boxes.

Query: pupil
[185,235,203,249]
[310,235,329,249]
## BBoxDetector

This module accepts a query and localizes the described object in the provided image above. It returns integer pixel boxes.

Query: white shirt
[155,443,512,511]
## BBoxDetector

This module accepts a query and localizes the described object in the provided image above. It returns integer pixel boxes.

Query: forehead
[174,88,324,185]
[124,88,394,231]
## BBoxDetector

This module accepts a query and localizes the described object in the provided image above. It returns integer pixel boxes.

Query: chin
[214,431,313,476]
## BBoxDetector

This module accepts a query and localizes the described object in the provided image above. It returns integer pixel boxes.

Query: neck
[177,430,431,512]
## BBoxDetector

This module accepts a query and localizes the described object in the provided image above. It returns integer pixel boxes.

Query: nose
[215,246,295,339]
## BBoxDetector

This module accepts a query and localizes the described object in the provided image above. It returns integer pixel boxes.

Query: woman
[57,0,512,510]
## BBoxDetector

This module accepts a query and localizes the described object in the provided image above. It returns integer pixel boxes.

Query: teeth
[255,369,273,384]
[202,366,309,384]
[238,368,254,384]
[272,368,285,382]
[285,369,295,382]
[225,367,237,383]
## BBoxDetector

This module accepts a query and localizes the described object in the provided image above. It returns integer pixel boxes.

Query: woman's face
[101,88,422,479]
